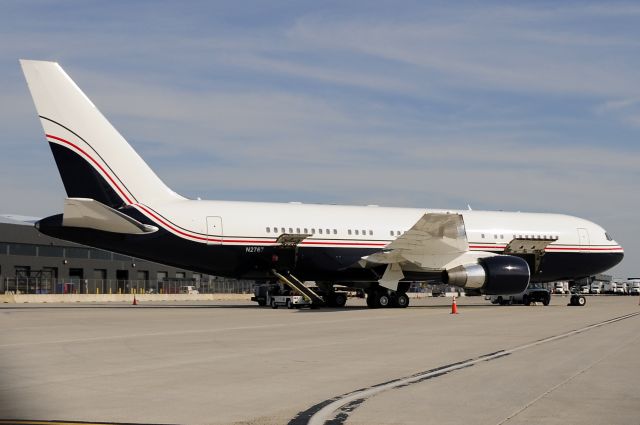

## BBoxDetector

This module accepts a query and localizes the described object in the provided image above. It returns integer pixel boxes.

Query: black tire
[333,293,347,308]
[378,293,391,308]
[395,293,409,308]
[523,295,531,306]
[496,296,504,305]
[543,295,550,306]
[271,299,278,309]
[286,299,293,309]
[258,300,266,307]
[577,296,586,306]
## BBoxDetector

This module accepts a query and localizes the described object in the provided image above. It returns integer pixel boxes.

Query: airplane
[19,60,624,308]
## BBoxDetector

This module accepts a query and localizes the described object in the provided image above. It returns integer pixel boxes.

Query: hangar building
[0,218,250,294]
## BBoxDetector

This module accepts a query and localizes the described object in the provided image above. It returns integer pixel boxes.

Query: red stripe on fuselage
[132,203,210,242]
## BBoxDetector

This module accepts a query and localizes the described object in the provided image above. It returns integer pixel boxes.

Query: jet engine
[442,255,530,295]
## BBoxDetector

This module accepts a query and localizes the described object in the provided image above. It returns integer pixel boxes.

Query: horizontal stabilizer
[63,198,158,234]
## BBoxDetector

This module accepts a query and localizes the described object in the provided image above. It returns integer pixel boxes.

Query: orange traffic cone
[451,296,458,314]
[132,295,138,306]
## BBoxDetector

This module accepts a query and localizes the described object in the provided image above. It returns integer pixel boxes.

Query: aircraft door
[577,228,590,248]
[207,216,223,245]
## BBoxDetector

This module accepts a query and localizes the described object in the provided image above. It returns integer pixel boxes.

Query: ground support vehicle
[627,280,640,296]
[553,282,568,294]
[251,281,350,308]
[251,283,312,309]
[488,284,551,306]
[268,293,311,309]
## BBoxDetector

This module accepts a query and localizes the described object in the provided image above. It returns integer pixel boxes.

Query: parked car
[488,284,551,306]
[179,285,199,294]
[553,282,568,294]
[589,282,602,294]
[614,282,627,295]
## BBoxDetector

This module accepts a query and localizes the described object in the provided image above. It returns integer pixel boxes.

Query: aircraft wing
[361,213,494,290]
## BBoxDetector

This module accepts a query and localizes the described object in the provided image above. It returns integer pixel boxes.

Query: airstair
[271,269,325,306]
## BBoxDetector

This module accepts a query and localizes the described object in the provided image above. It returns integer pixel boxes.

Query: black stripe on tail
[49,142,125,209]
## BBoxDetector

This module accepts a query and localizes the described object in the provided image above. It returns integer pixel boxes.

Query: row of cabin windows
[479,234,558,240]
[266,227,338,236]
[264,227,404,238]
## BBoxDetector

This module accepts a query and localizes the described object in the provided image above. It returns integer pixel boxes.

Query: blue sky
[1,1,638,277]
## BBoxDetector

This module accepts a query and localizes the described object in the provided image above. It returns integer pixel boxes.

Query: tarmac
[0,296,638,425]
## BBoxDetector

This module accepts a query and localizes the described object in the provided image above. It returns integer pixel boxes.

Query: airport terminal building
[0,218,252,294]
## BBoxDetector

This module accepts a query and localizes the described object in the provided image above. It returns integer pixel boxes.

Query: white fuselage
[141,199,621,255]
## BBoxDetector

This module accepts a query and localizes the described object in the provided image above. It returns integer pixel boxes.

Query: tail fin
[20,60,182,208]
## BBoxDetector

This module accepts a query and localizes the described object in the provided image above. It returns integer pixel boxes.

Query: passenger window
[281,227,286,234]
[390,230,394,236]
[311,228,315,234]
[326,229,330,235]
[369,230,373,236]
[362,230,366,236]
[348,230,352,235]
[296,228,300,234]
[319,229,323,234]
[481,234,485,239]
[266,227,270,233]
[304,228,308,234]
[333,229,337,235]
[500,234,504,239]
[494,234,497,239]
[355,230,359,235]
[289,227,293,233]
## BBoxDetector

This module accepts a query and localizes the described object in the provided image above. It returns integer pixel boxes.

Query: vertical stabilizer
[20,60,183,208]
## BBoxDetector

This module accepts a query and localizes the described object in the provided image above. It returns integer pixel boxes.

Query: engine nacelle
[442,255,530,295]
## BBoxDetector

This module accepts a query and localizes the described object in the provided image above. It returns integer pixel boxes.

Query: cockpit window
[605,232,613,241]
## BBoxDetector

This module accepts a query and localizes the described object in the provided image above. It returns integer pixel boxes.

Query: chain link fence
[1,277,255,295]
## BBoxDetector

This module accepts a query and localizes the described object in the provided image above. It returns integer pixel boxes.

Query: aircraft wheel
[577,295,586,306]
[396,293,409,308]
[334,293,347,308]
[378,293,391,308]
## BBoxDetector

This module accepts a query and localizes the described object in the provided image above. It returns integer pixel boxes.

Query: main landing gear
[366,288,409,309]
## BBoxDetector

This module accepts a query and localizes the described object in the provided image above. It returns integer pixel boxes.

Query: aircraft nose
[609,250,624,269]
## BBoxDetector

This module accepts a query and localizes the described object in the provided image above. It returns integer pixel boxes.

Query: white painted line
[308,312,640,425]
